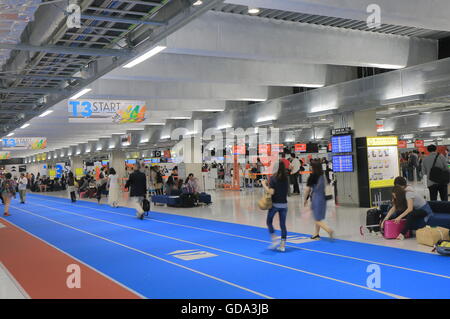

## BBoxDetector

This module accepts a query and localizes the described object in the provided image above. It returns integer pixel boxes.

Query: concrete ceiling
[3,0,450,160]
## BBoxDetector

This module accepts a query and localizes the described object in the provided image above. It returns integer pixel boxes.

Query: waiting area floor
[1,184,449,299]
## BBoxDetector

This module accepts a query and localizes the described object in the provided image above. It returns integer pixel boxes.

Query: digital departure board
[332,155,354,172]
[331,134,353,153]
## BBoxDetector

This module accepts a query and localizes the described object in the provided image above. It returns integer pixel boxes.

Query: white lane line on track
[31,195,450,281]
[9,205,272,300]
[20,202,406,299]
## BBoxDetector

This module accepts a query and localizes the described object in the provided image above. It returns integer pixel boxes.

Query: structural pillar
[332,110,377,206]
[70,156,83,177]
[109,150,126,179]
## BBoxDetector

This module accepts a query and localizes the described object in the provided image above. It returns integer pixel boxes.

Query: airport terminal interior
[0,0,450,300]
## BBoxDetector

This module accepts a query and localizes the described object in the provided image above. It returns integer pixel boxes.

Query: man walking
[289,153,301,195]
[125,163,148,219]
[422,145,449,201]
[18,173,28,204]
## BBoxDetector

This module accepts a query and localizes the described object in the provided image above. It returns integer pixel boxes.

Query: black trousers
[428,184,448,201]
[70,191,76,202]
[291,173,300,194]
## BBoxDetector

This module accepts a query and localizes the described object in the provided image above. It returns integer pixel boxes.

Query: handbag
[429,154,450,185]
[324,176,333,201]
[416,226,450,247]
[258,191,273,210]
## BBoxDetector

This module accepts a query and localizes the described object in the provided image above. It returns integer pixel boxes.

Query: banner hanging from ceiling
[68,99,147,124]
[0,152,10,160]
[2,137,47,150]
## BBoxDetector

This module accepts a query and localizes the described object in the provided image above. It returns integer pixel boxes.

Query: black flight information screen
[331,135,353,153]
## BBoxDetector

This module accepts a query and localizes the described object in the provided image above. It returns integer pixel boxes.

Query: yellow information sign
[75,168,84,179]
[369,179,395,188]
[367,136,398,147]
[49,169,56,180]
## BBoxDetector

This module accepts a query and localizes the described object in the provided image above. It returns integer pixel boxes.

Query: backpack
[433,240,450,256]
[429,154,450,185]
[1,180,16,194]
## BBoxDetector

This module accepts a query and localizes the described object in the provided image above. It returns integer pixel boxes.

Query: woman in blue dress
[304,160,334,240]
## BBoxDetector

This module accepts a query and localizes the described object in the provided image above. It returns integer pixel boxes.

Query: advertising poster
[75,168,84,179]
[295,144,306,152]
[49,169,56,180]
[0,152,10,160]
[2,137,47,150]
[55,163,65,178]
[366,136,400,207]
[68,99,146,124]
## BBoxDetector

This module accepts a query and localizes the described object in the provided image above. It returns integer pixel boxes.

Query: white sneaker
[268,236,280,249]
[277,240,286,252]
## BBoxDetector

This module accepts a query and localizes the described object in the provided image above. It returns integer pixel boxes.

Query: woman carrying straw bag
[261,160,289,252]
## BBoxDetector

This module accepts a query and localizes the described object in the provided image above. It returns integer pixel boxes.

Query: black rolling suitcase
[364,208,383,233]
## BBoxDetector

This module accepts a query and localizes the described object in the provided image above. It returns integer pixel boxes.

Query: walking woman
[107,168,120,208]
[304,160,334,240]
[67,172,77,203]
[262,160,289,252]
[1,173,16,216]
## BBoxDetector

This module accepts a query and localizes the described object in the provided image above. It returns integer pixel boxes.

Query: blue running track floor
[2,193,450,299]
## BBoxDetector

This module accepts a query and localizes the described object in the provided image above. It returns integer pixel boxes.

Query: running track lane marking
[8,206,273,299]
[31,196,450,281]
[18,203,406,299]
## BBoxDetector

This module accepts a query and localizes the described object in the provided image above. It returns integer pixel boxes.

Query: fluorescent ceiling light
[217,124,232,130]
[70,88,92,100]
[377,128,394,133]
[310,106,338,113]
[248,7,260,14]
[109,145,115,149]
[293,83,324,88]
[193,0,202,5]
[140,139,149,144]
[96,146,102,151]
[256,116,276,123]
[146,122,165,126]
[20,123,30,129]
[161,135,170,140]
[403,134,414,139]
[420,124,440,128]
[366,63,406,69]
[6,133,14,137]
[381,94,424,106]
[39,110,53,117]
[169,116,191,120]
[123,45,167,69]
[431,131,446,137]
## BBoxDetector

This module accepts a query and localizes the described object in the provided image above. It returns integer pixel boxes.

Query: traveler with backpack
[1,173,16,216]
[408,151,419,182]
[422,145,450,201]
[262,160,289,252]
[125,163,147,219]
[304,160,334,240]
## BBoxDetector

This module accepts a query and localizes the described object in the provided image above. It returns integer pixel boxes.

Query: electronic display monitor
[331,135,353,153]
[332,155,354,172]
[125,159,136,165]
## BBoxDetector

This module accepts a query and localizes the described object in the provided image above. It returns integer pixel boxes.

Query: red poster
[271,144,284,153]
[398,140,407,148]
[258,144,271,155]
[295,144,307,152]
[232,145,246,155]
[328,143,332,152]
[415,140,424,148]
[164,150,171,158]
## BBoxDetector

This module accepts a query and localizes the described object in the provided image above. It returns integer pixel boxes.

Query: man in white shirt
[289,153,301,195]
[18,173,28,204]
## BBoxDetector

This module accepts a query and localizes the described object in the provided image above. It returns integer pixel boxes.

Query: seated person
[381,182,434,240]
[39,177,48,192]
[182,174,200,202]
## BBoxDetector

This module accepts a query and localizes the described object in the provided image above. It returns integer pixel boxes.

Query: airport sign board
[2,137,47,150]
[68,99,147,124]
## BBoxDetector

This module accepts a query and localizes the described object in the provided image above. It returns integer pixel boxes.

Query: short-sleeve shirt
[405,186,427,209]
[269,175,288,204]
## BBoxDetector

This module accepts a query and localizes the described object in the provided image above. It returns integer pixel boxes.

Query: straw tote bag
[258,191,273,210]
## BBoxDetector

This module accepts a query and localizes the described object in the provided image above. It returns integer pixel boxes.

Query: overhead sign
[331,127,352,135]
[295,144,306,152]
[415,140,424,148]
[0,152,10,160]
[68,99,147,124]
[367,136,398,147]
[271,144,284,153]
[258,144,271,155]
[398,140,407,149]
[2,137,47,150]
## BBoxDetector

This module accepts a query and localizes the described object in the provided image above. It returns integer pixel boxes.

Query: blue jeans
[267,206,288,240]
